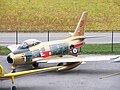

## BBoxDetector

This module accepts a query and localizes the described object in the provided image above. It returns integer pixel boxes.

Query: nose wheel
[57,63,64,66]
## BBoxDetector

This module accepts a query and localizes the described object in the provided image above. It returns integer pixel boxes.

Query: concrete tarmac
[0,55,120,90]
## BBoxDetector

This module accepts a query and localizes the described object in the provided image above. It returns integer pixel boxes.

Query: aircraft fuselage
[8,36,84,65]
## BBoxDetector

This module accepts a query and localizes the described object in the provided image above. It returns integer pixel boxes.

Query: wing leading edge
[36,55,119,63]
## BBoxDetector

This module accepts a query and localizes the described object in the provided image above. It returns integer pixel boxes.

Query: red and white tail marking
[73,12,88,36]
[80,20,85,27]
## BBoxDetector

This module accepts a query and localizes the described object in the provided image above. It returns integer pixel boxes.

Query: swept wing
[36,55,118,63]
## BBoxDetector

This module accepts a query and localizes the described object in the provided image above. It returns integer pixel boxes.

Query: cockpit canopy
[19,39,41,49]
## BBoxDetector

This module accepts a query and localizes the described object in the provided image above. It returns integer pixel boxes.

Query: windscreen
[19,39,41,49]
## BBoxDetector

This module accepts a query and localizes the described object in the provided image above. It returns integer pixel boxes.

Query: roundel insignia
[72,48,78,54]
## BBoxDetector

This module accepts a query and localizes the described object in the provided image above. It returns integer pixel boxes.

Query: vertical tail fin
[0,65,4,77]
[73,12,88,36]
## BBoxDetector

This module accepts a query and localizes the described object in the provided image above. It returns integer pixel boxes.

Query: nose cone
[7,55,14,64]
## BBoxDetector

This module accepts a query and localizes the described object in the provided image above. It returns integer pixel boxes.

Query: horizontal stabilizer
[85,36,106,39]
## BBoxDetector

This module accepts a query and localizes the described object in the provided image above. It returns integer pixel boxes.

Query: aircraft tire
[57,63,63,66]
[32,62,39,68]
[12,86,17,90]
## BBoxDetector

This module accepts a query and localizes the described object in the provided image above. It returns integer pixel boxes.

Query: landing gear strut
[32,62,39,68]
[11,65,16,73]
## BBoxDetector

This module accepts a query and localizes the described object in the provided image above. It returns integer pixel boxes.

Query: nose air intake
[7,55,14,64]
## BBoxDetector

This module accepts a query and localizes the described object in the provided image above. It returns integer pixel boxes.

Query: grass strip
[0,0,120,31]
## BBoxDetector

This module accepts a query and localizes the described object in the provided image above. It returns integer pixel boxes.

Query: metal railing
[0,31,120,54]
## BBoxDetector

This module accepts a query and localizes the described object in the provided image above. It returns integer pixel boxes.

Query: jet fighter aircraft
[0,64,63,90]
[6,12,117,72]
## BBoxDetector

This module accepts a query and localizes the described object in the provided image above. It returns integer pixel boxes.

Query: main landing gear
[32,62,39,68]
[57,63,64,66]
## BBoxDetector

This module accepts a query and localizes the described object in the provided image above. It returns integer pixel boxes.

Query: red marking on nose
[41,51,51,58]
